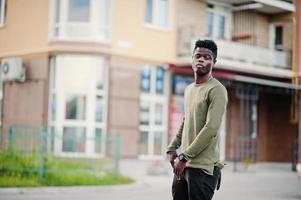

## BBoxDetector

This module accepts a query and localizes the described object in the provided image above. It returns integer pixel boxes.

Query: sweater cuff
[166,147,177,154]
[181,152,190,161]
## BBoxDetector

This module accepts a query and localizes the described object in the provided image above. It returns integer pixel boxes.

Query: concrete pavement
[0,159,300,200]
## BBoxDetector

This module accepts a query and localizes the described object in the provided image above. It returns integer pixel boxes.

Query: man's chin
[196,70,209,76]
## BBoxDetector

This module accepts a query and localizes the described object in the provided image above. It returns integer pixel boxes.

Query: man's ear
[214,59,217,64]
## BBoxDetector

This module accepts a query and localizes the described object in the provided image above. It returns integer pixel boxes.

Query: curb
[0,180,148,195]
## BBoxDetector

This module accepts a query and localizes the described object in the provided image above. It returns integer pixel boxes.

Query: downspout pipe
[293,0,301,176]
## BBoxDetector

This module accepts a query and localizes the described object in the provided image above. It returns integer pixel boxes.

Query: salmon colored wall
[111,0,176,63]
[0,0,49,56]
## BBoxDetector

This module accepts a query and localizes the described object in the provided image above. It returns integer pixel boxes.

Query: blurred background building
[0,0,300,172]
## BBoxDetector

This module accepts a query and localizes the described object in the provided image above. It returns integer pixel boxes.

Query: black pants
[172,167,220,200]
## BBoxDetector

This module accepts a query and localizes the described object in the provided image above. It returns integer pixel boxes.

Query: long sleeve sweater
[167,78,228,175]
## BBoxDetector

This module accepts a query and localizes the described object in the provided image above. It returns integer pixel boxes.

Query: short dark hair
[193,39,218,60]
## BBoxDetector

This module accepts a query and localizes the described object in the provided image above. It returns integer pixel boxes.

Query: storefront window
[62,127,86,152]
[154,103,163,125]
[141,67,151,93]
[139,131,149,155]
[139,65,168,158]
[140,101,150,125]
[154,131,163,155]
[65,95,86,120]
[95,128,102,153]
[172,75,193,96]
[156,67,165,94]
[49,55,107,157]
[95,96,103,122]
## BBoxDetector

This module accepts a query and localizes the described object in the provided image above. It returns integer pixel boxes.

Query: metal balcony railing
[215,39,291,69]
[177,25,292,69]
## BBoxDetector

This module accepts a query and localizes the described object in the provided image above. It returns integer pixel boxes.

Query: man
[166,39,228,200]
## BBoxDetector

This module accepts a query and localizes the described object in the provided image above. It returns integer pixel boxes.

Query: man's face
[192,47,215,76]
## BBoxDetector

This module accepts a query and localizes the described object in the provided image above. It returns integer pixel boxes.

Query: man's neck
[195,74,212,84]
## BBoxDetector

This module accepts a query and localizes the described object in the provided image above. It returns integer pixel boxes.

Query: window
[51,0,111,41]
[94,128,102,153]
[68,0,90,22]
[65,95,86,120]
[95,96,104,122]
[0,0,6,27]
[156,67,165,94]
[144,0,169,28]
[62,127,86,152]
[206,4,231,39]
[49,55,108,157]
[139,66,168,158]
[274,25,283,51]
[140,66,166,94]
[218,15,226,39]
[140,101,150,125]
[141,67,151,93]
[169,75,192,155]
[207,12,214,38]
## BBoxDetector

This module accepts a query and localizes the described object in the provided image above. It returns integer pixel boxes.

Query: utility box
[1,58,26,82]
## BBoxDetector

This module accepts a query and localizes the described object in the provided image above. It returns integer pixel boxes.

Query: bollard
[114,132,121,182]
[39,127,47,184]
[8,127,13,151]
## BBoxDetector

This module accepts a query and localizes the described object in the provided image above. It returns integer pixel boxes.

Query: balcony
[215,39,290,69]
[218,0,294,14]
[177,25,292,71]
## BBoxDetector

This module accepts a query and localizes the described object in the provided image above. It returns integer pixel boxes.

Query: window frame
[269,23,284,51]
[206,3,232,40]
[49,0,112,42]
[0,0,6,27]
[144,0,170,31]
[48,55,109,158]
[138,66,169,160]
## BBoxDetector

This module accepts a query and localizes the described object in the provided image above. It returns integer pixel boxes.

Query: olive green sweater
[167,78,228,175]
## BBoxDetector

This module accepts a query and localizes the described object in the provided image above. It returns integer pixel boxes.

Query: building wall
[232,11,256,45]
[225,88,240,160]
[111,0,177,63]
[177,0,207,36]
[270,13,294,53]
[257,92,297,162]
[176,0,207,56]
[0,0,177,64]
[1,55,49,148]
[257,93,269,161]
[255,13,270,48]
[108,56,142,157]
[226,88,297,162]
[0,0,49,56]
[233,11,270,48]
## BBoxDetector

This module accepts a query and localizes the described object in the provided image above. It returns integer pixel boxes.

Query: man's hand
[167,151,177,168]
[173,159,186,180]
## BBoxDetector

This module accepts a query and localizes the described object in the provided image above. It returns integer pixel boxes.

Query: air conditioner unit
[1,58,26,82]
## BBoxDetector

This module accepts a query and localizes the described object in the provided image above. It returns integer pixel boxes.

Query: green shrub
[44,172,132,186]
[0,151,133,187]
[0,175,39,187]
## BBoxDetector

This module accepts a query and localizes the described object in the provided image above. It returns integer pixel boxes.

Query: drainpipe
[294,0,301,176]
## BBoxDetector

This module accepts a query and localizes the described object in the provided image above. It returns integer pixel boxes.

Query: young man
[166,39,228,200]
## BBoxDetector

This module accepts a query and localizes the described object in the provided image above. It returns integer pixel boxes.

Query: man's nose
[198,57,205,62]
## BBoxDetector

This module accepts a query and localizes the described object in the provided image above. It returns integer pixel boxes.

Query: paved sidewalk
[0,159,300,200]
